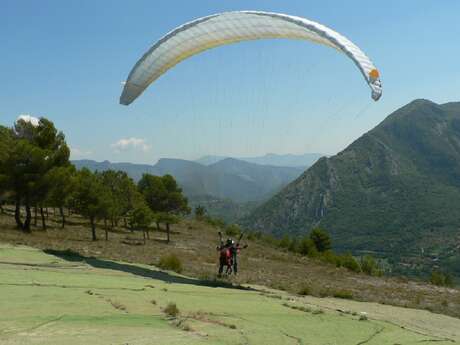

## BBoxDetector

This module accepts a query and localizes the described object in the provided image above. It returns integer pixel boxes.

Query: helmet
[226,238,234,246]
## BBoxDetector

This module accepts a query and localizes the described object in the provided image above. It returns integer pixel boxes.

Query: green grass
[0,243,458,345]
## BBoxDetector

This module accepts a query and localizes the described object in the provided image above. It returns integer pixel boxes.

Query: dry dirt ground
[1,208,459,319]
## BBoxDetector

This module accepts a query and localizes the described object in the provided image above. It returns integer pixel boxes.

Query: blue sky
[1,0,459,164]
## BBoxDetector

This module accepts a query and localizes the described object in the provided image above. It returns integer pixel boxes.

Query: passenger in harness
[217,231,247,276]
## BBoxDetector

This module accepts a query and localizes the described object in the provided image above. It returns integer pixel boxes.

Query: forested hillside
[243,100,460,278]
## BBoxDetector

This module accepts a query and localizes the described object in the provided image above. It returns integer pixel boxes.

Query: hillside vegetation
[243,100,460,279]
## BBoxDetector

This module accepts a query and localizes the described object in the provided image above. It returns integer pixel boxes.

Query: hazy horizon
[71,151,325,166]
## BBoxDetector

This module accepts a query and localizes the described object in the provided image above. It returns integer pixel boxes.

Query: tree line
[0,117,189,242]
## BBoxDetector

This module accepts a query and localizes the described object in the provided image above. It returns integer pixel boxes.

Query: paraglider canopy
[120,11,382,105]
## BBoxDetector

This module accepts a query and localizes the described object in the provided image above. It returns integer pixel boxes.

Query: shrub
[298,285,311,296]
[309,227,332,252]
[194,205,206,219]
[299,237,318,257]
[430,271,453,287]
[320,250,341,266]
[360,255,383,276]
[288,238,300,253]
[332,290,353,299]
[339,253,361,273]
[225,224,241,237]
[158,254,183,273]
[164,302,179,318]
[279,234,291,249]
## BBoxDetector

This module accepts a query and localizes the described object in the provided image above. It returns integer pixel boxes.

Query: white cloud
[70,147,93,157]
[16,114,40,127]
[111,137,151,153]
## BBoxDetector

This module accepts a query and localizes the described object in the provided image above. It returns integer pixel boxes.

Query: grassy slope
[1,209,459,320]
[1,243,459,345]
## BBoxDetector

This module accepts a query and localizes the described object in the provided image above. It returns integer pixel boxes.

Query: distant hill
[195,155,227,166]
[72,160,156,182]
[242,99,460,279]
[187,195,258,223]
[208,158,304,199]
[72,157,303,204]
[196,153,323,167]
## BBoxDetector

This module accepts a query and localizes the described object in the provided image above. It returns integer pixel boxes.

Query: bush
[194,205,206,219]
[298,237,318,257]
[320,250,341,266]
[158,254,183,273]
[298,285,311,296]
[288,238,300,253]
[309,227,332,252]
[279,234,291,249]
[164,302,179,318]
[332,289,353,299]
[430,271,453,287]
[360,255,383,276]
[339,253,361,273]
[225,224,241,237]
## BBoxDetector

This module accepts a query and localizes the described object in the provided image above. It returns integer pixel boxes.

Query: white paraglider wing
[120,11,382,105]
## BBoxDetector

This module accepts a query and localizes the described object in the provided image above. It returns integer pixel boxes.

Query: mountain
[240,153,324,167]
[209,158,304,198]
[72,160,156,181]
[187,195,258,223]
[72,157,303,204]
[153,158,264,203]
[196,153,323,167]
[242,99,460,278]
[195,155,227,166]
